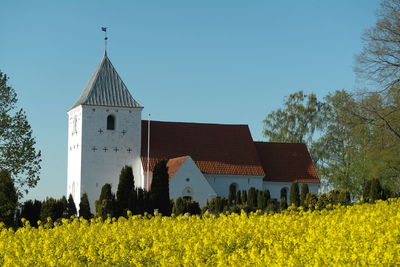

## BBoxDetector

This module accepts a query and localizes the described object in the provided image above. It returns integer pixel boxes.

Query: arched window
[107,115,115,130]
[182,187,193,200]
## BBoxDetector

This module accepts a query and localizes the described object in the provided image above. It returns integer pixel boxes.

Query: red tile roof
[254,142,320,183]
[141,121,265,176]
[166,156,189,179]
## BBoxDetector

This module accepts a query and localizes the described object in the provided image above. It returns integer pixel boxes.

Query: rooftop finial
[101,27,108,56]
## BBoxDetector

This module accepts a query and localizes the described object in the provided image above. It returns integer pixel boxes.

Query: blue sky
[2,1,380,201]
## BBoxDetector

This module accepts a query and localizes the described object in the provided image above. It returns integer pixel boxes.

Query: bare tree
[355,0,400,90]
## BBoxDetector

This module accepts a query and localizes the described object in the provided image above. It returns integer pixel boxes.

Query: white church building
[67,53,320,211]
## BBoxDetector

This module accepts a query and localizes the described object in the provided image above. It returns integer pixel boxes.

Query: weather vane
[101,27,108,54]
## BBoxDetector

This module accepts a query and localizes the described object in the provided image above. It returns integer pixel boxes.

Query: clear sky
[1,0,380,201]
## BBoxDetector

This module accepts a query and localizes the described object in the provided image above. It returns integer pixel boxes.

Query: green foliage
[79,193,92,219]
[241,190,247,205]
[263,91,325,161]
[304,192,318,209]
[0,71,41,197]
[95,184,116,219]
[40,197,66,221]
[0,170,18,227]
[150,159,171,216]
[67,194,77,217]
[204,197,228,214]
[300,184,309,206]
[266,198,279,212]
[290,182,300,207]
[116,166,136,216]
[369,179,383,202]
[172,197,201,215]
[21,199,41,227]
[280,197,288,210]
[236,190,242,205]
[247,187,257,208]
[228,184,237,205]
[257,190,264,210]
[315,190,353,209]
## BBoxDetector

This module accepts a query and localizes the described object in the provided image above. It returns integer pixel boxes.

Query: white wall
[68,104,142,213]
[67,106,83,210]
[263,181,320,200]
[169,157,217,207]
[204,174,264,198]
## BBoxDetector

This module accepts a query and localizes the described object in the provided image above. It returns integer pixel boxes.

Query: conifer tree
[290,182,300,207]
[116,166,136,216]
[236,190,242,205]
[66,194,77,217]
[228,184,237,205]
[242,190,247,205]
[280,197,288,210]
[257,190,264,210]
[150,160,171,216]
[172,197,185,215]
[79,193,92,219]
[300,183,309,206]
[95,183,116,219]
[247,187,258,208]
[263,190,271,208]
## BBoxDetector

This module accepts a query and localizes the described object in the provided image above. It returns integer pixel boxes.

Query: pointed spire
[71,54,142,109]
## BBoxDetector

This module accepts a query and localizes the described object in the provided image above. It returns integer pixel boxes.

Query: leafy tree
[79,193,92,219]
[95,184,116,219]
[290,182,300,207]
[300,184,309,207]
[355,0,400,89]
[0,71,41,197]
[150,160,171,216]
[369,178,383,202]
[0,170,18,227]
[66,194,77,217]
[21,199,41,227]
[116,166,136,216]
[263,91,326,162]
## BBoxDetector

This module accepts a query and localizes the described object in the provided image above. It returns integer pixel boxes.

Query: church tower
[67,53,144,211]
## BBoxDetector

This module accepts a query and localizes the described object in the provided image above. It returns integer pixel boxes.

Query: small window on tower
[107,115,115,130]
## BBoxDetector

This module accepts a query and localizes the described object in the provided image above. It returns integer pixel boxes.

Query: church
[67,52,320,211]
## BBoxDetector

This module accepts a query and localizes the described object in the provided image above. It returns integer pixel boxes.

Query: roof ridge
[255,141,307,145]
[142,120,249,127]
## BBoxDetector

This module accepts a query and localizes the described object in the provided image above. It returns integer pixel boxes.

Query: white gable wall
[204,174,264,197]
[169,158,217,207]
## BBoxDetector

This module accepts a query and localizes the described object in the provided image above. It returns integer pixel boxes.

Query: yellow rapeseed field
[1,199,400,266]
